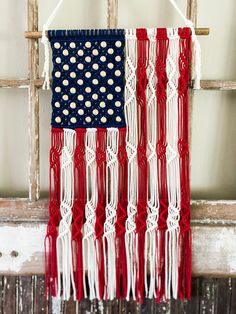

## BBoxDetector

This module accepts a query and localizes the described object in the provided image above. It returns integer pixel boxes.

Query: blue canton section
[48,29,126,128]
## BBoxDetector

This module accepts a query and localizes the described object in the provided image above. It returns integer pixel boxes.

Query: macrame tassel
[56,129,76,300]
[45,128,64,297]
[72,128,86,301]
[165,28,181,300]
[145,28,159,299]
[155,29,169,302]
[136,28,149,304]
[124,29,138,301]
[83,128,99,300]
[103,128,119,300]
[95,129,107,300]
[115,128,128,299]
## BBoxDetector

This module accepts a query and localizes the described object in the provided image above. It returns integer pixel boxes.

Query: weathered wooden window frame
[0,0,235,277]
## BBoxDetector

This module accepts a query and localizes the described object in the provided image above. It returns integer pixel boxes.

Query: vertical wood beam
[28,0,40,201]
[107,0,118,28]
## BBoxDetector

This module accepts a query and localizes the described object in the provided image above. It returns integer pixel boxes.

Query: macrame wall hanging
[42,0,201,303]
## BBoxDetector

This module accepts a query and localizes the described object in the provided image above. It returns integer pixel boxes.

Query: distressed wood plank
[3,277,16,314]
[107,0,118,29]
[199,278,217,314]
[216,278,231,314]
[16,276,33,314]
[230,278,236,314]
[0,276,3,314]
[33,275,48,314]
[28,0,40,201]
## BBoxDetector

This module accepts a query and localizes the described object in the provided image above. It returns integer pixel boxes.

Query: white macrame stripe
[165,28,181,300]
[124,29,138,301]
[83,128,99,300]
[144,28,160,299]
[103,128,119,300]
[56,128,76,300]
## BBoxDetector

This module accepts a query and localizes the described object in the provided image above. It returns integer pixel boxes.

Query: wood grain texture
[28,0,40,202]
[107,0,118,29]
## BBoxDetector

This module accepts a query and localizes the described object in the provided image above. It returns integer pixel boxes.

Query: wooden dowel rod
[24,27,210,39]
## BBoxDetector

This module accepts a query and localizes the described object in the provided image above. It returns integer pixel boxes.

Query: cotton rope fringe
[43,1,197,304]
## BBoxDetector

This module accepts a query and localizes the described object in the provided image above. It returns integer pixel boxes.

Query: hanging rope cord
[41,0,201,90]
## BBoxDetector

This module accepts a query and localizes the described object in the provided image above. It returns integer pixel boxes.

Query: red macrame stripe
[177,28,192,300]
[136,28,149,303]
[155,28,169,302]
[45,128,63,297]
[95,128,107,299]
[115,128,128,298]
[72,128,86,300]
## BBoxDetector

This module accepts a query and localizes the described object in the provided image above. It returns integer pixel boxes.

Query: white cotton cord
[144,28,160,299]
[41,0,64,90]
[103,128,119,300]
[56,128,76,300]
[168,0,201,89]
[165,28,181,300]
[124,29,138,301]
[83,129,99,300]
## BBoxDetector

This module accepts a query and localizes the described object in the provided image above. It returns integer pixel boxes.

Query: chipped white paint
[0,224,46,274]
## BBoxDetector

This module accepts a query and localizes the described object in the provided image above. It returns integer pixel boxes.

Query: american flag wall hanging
[42,0,201,304]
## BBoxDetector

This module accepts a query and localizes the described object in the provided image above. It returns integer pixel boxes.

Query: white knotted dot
[77,63,84,70]
[70,87,76,94]
[70,72,76,78]
[55,102,60,108]
[92,93,98,100]
[108,63,114,69]
[62,94,69,101]
[85,116,92,123]
[55,57,61,64]
[93,109,99,115]
[92,63,99,70]
[70,117,77,123]
[78,109,84,115]
[115,86,121,92]
[92,49,99,56]
[55,71,61,78]
[77,79,84,85]
[78,49,84,56]
[85,72,92,78]
[78,94,84,101]
[115,55,121,62]
[55,86,61,93]
[100,101,106,108]
[70,57,76,63]
[63,49,69,56]
[100,56,106,62]
[92,79,99,85]
[85,56,91,63]
[70,42,76,48]
[55,116,61,123]
[63,80,69,86]
[70,102,76,109]
[115,70,121,76]
[116,116,122,122]
[108,109,114,115]
[108,48,114,54]
[100,86,106,93]
[108,79,114,85]
[100,71,106,77]
[54,42,60,49]
[115,101,121,107]
[85,41,92,48]
[85,87,91,93]
[63,64,69,71]
[85,101,91,107]
[107,93,113,100]
[63,109,69,116]
[115,41,122,48]
[100,41,107,48]
[101,116,107,123]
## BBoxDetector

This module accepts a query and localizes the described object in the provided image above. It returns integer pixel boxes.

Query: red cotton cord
[45,128,64,297]
[136,28,149,304]
[72,128,86,301]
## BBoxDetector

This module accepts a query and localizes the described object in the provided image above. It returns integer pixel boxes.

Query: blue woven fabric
[48,29,126,128]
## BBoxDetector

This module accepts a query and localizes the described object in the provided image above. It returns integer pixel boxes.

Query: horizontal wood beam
[24,28,210,39]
